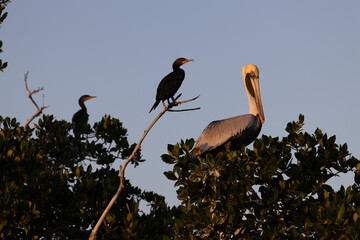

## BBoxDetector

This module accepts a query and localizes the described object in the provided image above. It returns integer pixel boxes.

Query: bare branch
[168,107,201,112]
[167,94,201,112]
[169,94,200,107]
[89,94,200,240]
[249,187,260,201]
[23,72,48,128]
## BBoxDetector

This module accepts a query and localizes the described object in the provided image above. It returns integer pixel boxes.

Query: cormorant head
[173,57,194,69]
[78,95,96,106]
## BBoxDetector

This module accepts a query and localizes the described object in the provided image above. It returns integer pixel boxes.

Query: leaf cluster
[162,115,360,239]
[1,113,359,239]
[0,115,169,239]
[0,0,10,72]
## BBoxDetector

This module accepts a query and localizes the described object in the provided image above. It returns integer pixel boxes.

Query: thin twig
[167,95,201,112]
[89,94,200,240]
[247,208,255,216]
[168,107,201,112]
[168,94,200,107]
[249,187,260,201]
[23,72,48,128]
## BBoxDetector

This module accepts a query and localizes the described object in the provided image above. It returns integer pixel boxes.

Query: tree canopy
[162,114,360,239]
[1,114,359,239]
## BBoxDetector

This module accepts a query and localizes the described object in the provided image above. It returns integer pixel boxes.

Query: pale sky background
[1,1,359,206]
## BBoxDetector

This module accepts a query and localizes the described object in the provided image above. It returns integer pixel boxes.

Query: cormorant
[72,95,96,124]
[149,57,194,113]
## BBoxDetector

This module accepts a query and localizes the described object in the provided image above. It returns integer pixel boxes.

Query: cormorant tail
[149,100,160,113]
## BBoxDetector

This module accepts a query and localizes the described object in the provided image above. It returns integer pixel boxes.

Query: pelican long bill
[252,76,264,123]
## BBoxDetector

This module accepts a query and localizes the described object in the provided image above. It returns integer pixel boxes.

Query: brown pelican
[149,58,194,113]
[195,64,264,154]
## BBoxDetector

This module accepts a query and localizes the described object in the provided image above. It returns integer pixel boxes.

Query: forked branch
[23,72,48,128]
[89,94,200,240]
[168,94,200,110]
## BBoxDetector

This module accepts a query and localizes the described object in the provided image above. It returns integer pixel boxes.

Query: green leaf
[324,191,329,200]
[170,144,180,157]
[356,163,360,171]
[299,114,304,124]
[1,61,7,70]
[7,149,13,157]
[353,213,359,222]
[161,154,175,164]
[279,180,285,189]
[126,212,132,222]
[0,11,7,22]
[336,204,345,223]
[163,171,177,180]
[75,166,81,178]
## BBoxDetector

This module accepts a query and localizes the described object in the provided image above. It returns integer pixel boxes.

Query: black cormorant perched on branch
[72,95,96,124]
[149,57,194,113]
[72,95,96,138]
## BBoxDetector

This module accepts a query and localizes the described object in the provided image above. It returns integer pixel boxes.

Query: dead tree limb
[89,94,200,240]
[168,107,201,112]
[23,72,48,128]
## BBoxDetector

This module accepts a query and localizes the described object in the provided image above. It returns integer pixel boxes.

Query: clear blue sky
[1,1,359,206]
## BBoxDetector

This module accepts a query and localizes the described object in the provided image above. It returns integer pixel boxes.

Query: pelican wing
[195,114,258,153]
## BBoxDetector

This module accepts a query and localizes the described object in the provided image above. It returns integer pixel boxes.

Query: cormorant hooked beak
[182,59,194,64]
[84,96,96,101]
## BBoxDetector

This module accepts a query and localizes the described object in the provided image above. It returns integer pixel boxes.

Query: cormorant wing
[156,70,185,100]
[72,109,89,124]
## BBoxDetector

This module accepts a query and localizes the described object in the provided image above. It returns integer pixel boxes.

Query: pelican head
[241,64,265,123]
